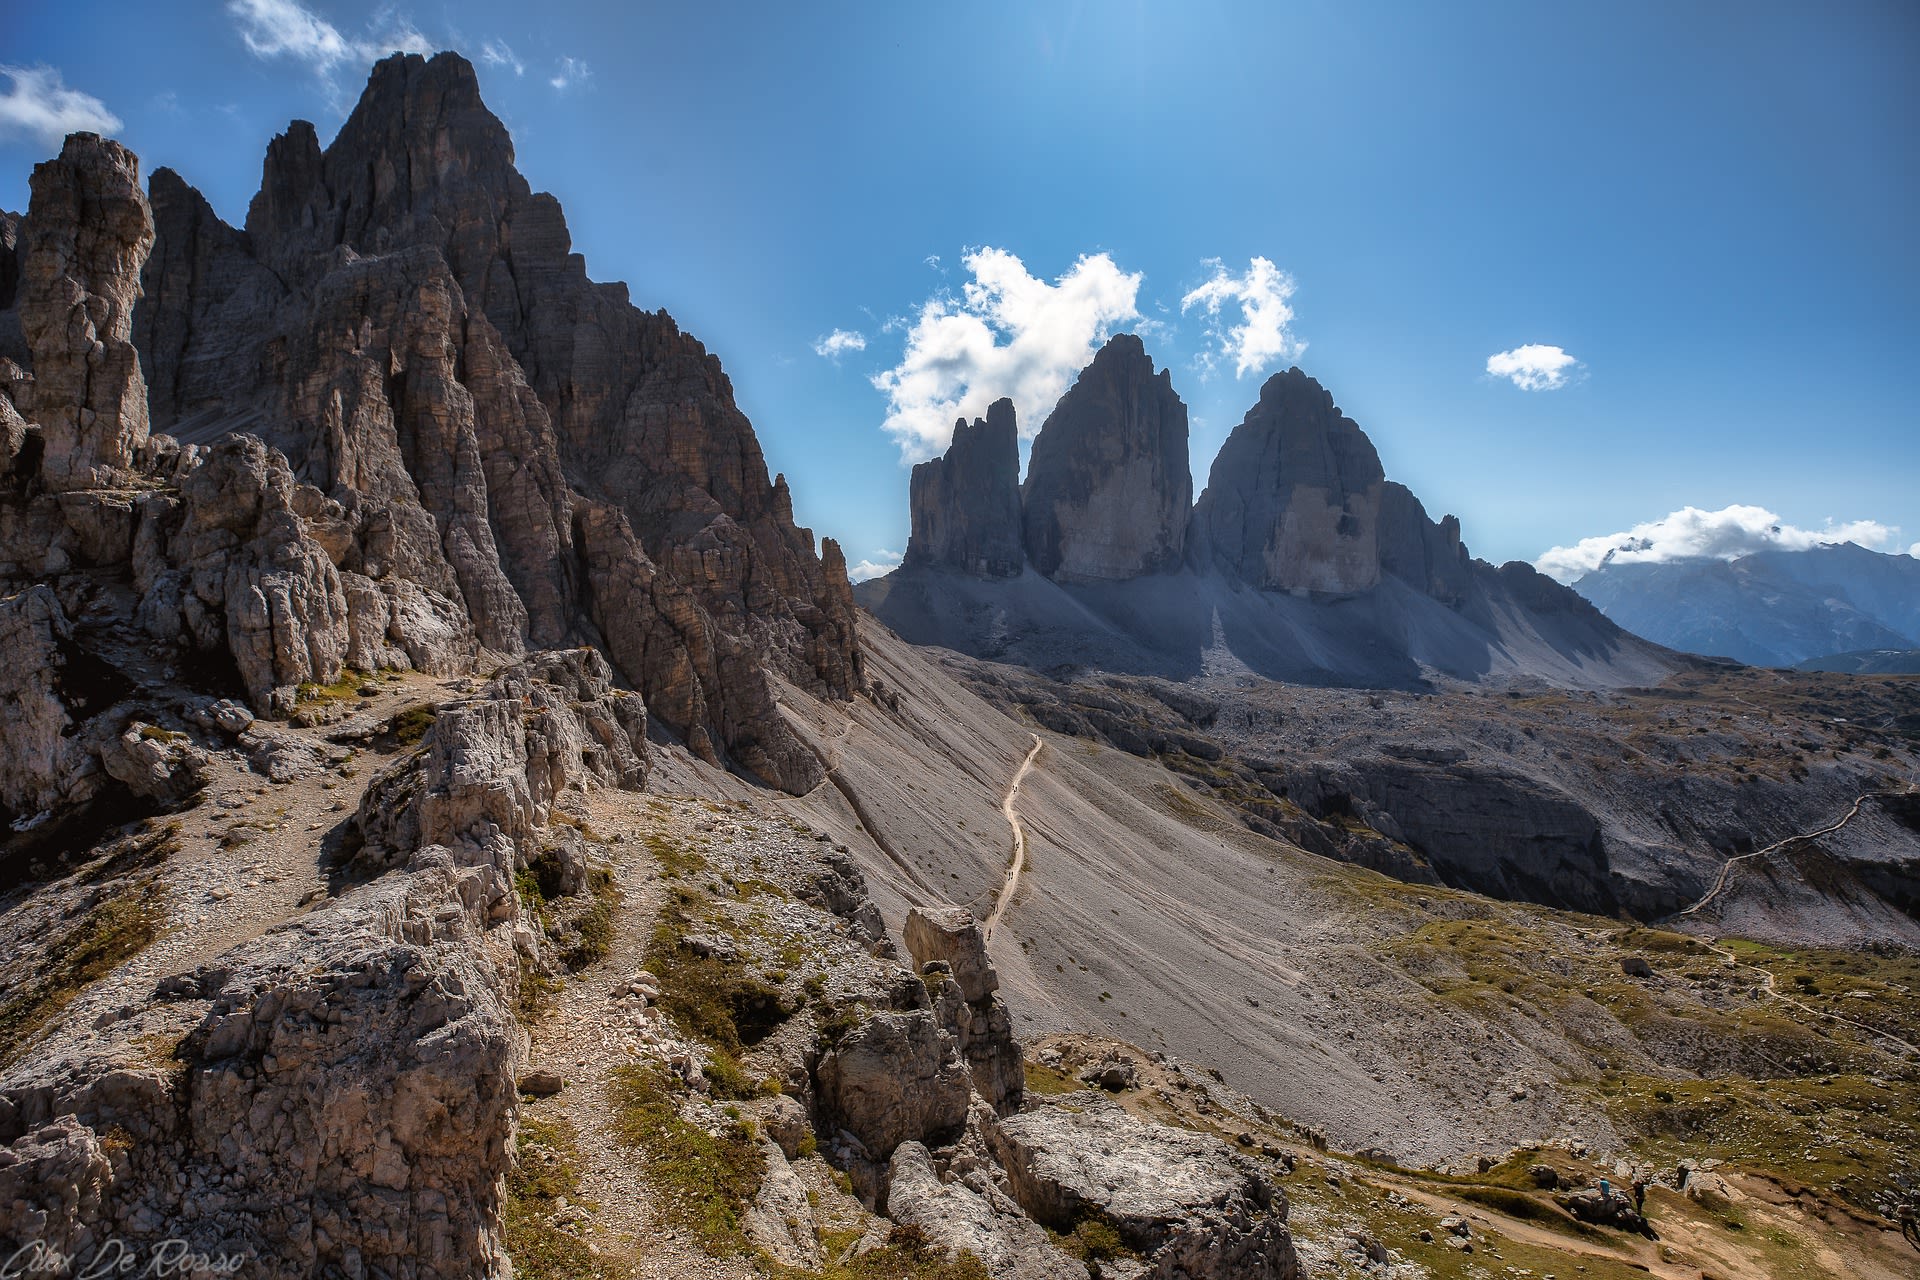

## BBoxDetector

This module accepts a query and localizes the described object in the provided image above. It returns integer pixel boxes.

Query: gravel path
[984,734,1043,942]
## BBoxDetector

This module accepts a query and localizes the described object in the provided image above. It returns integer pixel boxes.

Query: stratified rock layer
[1023,334,1190,582]
[905,398,1024,577]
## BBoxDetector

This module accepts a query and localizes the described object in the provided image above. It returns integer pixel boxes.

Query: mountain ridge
[1573,541,1920,668]
[863,333,1671,691]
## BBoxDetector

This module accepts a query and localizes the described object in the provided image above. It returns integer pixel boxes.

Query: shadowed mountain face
[1021,333,1192,582]
[1574,542,1920,668]
[105,51,861,790]
[904,397,1024,577]
[862,340,1668,691]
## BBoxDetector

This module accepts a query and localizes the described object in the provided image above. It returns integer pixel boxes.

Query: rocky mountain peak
[0,54,860,793]
[903,397,1023,577]
[1191,366,1390,593]
[1021,332,1190,582]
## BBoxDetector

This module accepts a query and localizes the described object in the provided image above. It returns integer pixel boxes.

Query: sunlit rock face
[1022,333,1191,583]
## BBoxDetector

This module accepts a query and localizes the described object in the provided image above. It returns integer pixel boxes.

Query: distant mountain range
[1570,542,1920,668]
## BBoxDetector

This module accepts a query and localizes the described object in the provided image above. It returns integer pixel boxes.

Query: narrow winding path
[984,735,1043,942]
[1701,938,1920,1060]
[1671,789,1897,920]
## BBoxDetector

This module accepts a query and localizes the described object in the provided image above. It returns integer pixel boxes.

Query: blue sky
[5,1,1916,580]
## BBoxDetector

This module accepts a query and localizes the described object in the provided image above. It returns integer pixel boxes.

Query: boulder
[98,722,209,805]
[815,1009,973,1159]
[987,1102,1298,1280]
[759,1092,812,1161]
[905,906,999,1003]
[745,1140,821,1269]
[886,1140,1084,1280]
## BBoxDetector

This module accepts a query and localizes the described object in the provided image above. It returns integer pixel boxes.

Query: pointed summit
[1021,333,1191,582]
[904,398,1024,577]
[1192,367,1470,601]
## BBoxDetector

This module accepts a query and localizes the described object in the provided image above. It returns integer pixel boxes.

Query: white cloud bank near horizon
[1180,256,1304,380]
[1536,504,1906,582]
[0,65,122,147]
[872,247,1143,462]
[1487,343,1581,391]
[846,550,902,583]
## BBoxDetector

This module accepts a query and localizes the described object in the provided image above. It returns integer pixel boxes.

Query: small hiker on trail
[1633,1178,1647,1215]
[1599,1176,1612,1203]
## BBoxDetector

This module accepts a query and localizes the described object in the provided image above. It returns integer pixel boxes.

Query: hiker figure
[1633,1179,1647,1215]
[1599,1176,1612,1203]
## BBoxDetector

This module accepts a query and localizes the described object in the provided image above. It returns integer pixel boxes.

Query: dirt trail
[1672,789,1900,920]
[1371,1173,1694,1279]
[1698,939,1920,1060]
[984,735,1043,942]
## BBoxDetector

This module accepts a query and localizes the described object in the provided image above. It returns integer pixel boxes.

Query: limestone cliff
[1190,367,1472,602]
[903,398,1024,577]
[123,51,857,790]
[1022,333,1190,582]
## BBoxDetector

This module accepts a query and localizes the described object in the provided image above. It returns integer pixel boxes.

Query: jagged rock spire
[904,398,1024,577]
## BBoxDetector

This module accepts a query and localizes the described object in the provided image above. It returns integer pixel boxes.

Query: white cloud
[812,329,867,361]
[847,550,902,583]
[1180,256,1304,380]
[0,65,122,147]
[1486,343,1581,391]
[480,40,524,76]
[1536,504,1901,582]
[550,56,591,91]
[226,0,430,94]
[873,247,1143,461]
[1910,541,1920,559]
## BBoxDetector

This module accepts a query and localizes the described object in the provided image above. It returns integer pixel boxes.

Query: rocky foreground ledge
[0,642,1297,1279]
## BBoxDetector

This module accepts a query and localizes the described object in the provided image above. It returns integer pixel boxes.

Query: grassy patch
[295,668,370,707]
[645,831,710,881]
[770,1225,989,1280]
[643,888,791,1056]
[610,1062,763,1257]
[504,1115,634,1279]
[0,877,165,1061]
[1050,1212,1133,1265]
[1454,1184,1597,1237]
[1024,1060,1084,1097]
[389,704,437,746]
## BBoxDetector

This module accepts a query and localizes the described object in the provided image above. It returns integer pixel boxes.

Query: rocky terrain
[1573,541,1920,668]
[0,45,1915,1280]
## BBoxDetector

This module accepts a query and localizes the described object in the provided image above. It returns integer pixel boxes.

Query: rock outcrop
[987,1101,1297,1280]
[16,134,152,492]
[904,906,1023,1111]
[885,1140,1085,1280]
[0,585,101,820]
[0,653,646,1276]
[904,905,1000,1003]
[815,1009,975,1159]
[904,398,1025,577]
[1022,334,1190,582]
